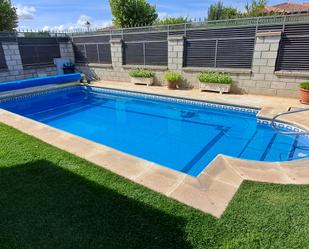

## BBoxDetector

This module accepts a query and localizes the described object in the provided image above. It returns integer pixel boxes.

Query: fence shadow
[0,160,192,249]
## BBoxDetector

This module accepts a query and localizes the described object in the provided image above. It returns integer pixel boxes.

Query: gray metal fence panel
[184,26,256,69]
[145,41,168,65]
[18,37,59,44]
[98,44,112,64]
[123,32,167,42]
[123,41,167,66]
[19,43,61,66]
[72,34,112,64]
[85,44,99,63]
[216,38,255,68]
[186,26,256,39]
[73,43,112,64]
[123,43,144,65]
[277,23,309,70]
[184,40,216,67]
[0,44,7,69]
[73,44,86,63]
[72,35,110,43]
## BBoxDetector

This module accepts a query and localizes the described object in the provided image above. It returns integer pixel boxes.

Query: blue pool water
[1,86,308,176]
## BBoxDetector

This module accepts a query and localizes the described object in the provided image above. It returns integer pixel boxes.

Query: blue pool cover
[0,86,308,176]
[0,73,81,92]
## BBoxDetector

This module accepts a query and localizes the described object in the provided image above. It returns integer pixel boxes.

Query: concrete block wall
[1,32,308,98]
[78,32,309,98]
[59,42,75,63]
[168,36,184,71]
[0,41,74,83]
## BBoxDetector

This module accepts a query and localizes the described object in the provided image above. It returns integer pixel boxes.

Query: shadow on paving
[0,160,192,249]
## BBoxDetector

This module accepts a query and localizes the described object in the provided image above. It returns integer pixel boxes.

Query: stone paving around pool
[0,82,308,218]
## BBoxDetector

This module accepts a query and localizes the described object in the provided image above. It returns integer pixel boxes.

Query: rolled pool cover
[0,73,81,92]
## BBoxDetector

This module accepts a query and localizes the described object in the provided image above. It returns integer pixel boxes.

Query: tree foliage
[109,0,158,27]
[0,0,18,31]
[207,0,268,21]
[244,0,267,17]
[208,1,241,21]
[155,17,190,25]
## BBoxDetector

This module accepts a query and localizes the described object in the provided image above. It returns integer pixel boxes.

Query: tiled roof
[262,2,309,14]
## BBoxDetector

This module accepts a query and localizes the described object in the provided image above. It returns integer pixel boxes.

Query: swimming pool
[1,86,308,176]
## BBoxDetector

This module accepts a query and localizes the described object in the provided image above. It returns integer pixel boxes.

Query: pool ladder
[271,108,309,135]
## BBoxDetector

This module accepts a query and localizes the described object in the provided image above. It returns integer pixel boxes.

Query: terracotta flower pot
[299,88,309,104]
[167,80,178,90]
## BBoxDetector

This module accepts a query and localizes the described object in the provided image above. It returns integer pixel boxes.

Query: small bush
[129,69,155,78]
[198,72,232,84]
[164,71,181,82]
[300,82,309,90]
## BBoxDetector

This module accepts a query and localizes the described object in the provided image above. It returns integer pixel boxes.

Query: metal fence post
[84,44,87,60]
[255,17,260,34]
[282,15,287,32]
[96,43,100,63]
[143,42,146,66]
[214,39,218,68]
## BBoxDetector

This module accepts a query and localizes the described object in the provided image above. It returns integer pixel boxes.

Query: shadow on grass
[0,160,192,249]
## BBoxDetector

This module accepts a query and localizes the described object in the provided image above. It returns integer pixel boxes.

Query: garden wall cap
[168,35,184,41]
[110,38,123,43]
[256,31,282,37]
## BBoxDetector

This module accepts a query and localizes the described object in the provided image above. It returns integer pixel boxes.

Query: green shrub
[129,69,155,78]
[300,82,309,90]
[164,71,181,82]
[198,72,232,84]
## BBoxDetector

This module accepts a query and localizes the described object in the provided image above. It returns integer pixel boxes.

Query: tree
[0,0,17,31]
[208,1,241,21]
[109,0,158,27]
[244,0,267,17]
[155,17,190,25]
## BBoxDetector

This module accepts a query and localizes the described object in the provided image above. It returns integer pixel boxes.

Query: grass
[1,122,309,249]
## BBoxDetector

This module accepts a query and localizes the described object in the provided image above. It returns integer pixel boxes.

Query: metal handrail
[271,108,309,135]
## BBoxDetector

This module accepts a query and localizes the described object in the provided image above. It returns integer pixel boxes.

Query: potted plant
[299,82,309,104]
[63,62,75,74]
[164,71,181,90]
[198,72,232,94]
[129,69,155,86]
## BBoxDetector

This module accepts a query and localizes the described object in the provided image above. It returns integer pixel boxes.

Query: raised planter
[300,88,309,104]
[130,77,154,86]
[199,82,231,94]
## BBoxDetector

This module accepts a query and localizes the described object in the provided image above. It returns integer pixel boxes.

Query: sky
[11,0,306,31]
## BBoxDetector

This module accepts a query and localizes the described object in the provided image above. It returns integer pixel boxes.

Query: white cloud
[77,15,92,26]
[16,4,36,20]
[42,15,112,32]
[158,12,169,19]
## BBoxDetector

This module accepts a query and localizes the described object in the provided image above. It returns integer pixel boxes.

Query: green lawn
[1,122,309,249]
